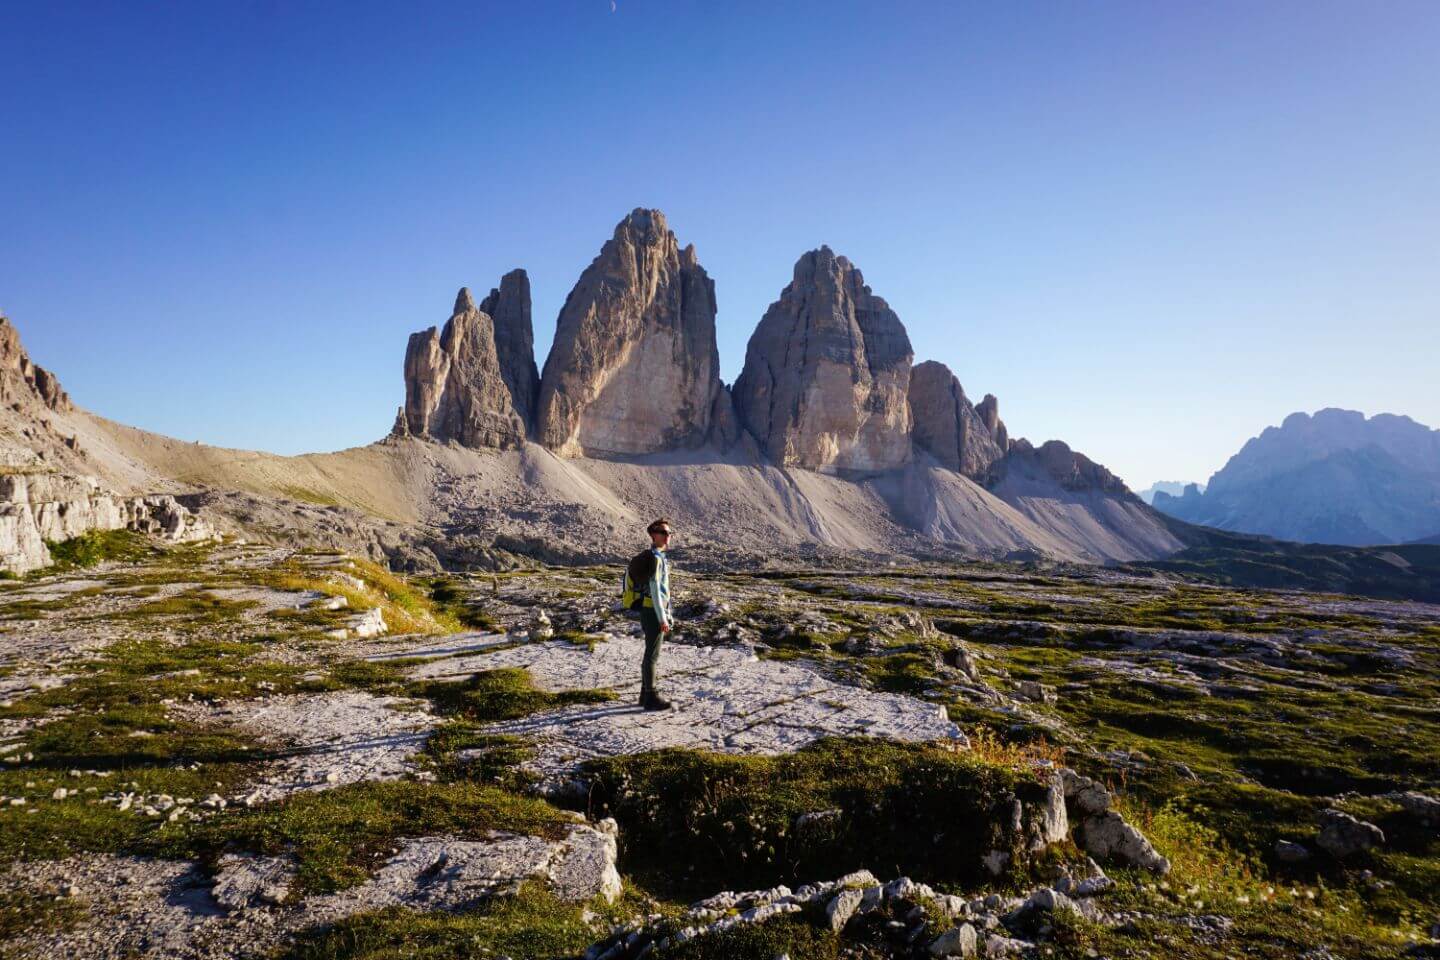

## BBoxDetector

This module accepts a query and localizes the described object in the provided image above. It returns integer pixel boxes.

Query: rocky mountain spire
[0,313,71,413]
[908,360,1007,480]
[479,269,539,429]
[536,209,727,457]
[732,247,913,472]
[395,277,535,449]
[975,394,1008,450]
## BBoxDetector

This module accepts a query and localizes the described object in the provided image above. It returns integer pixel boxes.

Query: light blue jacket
[648,548,672,629]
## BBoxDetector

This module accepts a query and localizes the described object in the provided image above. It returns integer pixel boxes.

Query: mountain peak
[536,209,725,457]
[454,287,477,315]
[733,248,912,472]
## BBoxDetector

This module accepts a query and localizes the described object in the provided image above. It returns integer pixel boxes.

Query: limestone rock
[0,472,215,573]
[536,209,726,457]
[479,269,541,429]
[0,313,71,412]
[1031,772,1069,849]
[211,854,295,911]
[1387,791,1440,828]
[1275,839,1311,863]
[1059,768,1112,817]
[1316,808,1384,858]
[928,922,977,957]
[317,825,621,910]
[994,439,1130,495]
[548,817,623,903]
[1073,810,1171,874]
[975,394,1007,450]
[398,278,535,448]
[825,887,864,932]
[732,246,914,472]
[908,361,1006,479]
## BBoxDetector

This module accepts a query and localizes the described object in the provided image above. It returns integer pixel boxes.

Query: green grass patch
[0,890,86,953]
[421,577,498,631]
[279,882,613,960]
[172,781,575,894]
[411,668,614,723]
[583,738,1044,899]
[42,529,153,572]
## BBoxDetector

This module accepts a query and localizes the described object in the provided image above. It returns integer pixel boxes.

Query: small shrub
[43,529,151,571]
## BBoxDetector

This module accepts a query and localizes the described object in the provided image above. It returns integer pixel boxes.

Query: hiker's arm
[648,570,671,631]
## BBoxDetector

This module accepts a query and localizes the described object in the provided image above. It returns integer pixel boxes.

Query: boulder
[1275,839,1312,863]
[928,922,977,957]
[1073,810,1171,874]
[908,361,1006,479]
[732,246,913,472]
[1005,886,1082,925]
[211,854,295,911]
[536,209,727,457]
[1059,769,1111,816]
[1031,772,1069,849]
[1316,808,1384,859]
[1016,680,1056,704]
[397,281,534,448]
[825,887,864,932]
[1385,791,1440,828]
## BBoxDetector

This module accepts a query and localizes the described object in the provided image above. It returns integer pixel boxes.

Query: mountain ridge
[1154,408,1440,545]
[0,209,1186,569]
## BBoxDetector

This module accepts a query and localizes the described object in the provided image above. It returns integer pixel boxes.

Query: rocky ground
[0,533,1436,959]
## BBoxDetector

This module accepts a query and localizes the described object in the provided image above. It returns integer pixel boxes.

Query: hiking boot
[642,692,673,711]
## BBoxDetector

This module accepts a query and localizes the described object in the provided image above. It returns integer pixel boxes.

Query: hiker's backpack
[620,549,658,611]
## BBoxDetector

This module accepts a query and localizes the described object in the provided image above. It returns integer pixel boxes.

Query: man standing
[634,518,674,711]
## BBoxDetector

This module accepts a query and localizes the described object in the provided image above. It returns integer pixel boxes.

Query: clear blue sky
[4,1,1438,489]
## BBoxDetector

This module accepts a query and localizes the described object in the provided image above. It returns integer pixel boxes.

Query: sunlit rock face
[0,313,70,412]
[536,208,727,458]
[397,279,533,449]
[733,247,913,472]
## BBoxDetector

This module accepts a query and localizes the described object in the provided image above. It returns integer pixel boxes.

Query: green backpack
[620,549,658,611]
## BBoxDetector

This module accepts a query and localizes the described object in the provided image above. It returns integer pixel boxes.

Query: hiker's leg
[645,629,663,693]
[640,609,661,697]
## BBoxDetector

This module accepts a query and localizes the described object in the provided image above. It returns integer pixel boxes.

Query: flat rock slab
[410,632,963,780]
[175,691,441,802]
[304,823,621,914]
[1,823,621,960]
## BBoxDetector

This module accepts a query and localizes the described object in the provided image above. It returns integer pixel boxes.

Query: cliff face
[732,247,913,473]
[0,313,70,413]
[479,270,540,431]
[0,471,214,573]
[396,282,534,449]
[536,209,727,458]
[907,360,1008,480]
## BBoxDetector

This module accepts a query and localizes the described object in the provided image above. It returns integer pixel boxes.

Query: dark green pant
[640,607,664,696]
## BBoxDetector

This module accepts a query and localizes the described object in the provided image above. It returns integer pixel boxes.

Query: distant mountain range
[1137,481,1204,505]
[1152,409,1440,546]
